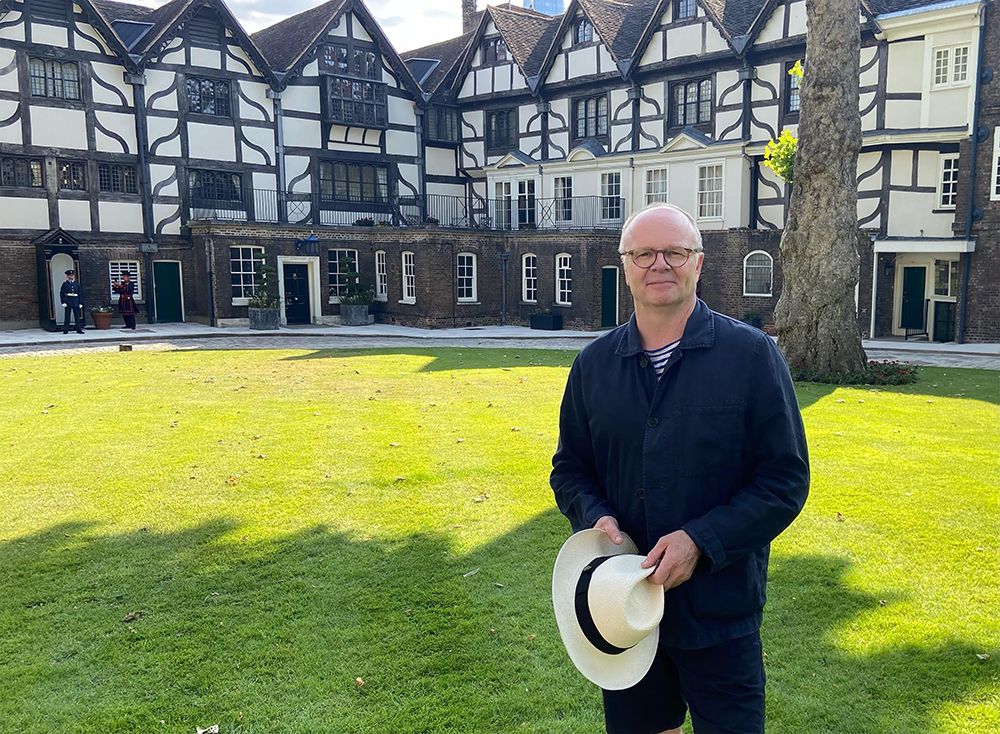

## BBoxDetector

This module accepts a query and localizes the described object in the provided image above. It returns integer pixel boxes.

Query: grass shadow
[278,347,575,373]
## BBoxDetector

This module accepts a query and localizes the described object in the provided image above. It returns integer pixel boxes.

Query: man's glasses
[622,248,703,269]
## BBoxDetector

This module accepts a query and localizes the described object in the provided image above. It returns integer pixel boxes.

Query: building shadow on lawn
[0,510,595,734]
[279,347,575,372]
[763,553,995,733]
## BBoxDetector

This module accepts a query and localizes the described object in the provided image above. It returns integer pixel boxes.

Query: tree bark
[775,0,868,374]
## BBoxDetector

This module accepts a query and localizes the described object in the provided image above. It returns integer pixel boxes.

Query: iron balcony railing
[189,190,628,231]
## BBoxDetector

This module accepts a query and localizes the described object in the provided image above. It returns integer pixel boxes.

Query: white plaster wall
[385,129,416,156]
[95,111,138,153]
[0,197,47,229]
[890,150,912,186]
[281,86,320,114]
[0,12,25,43]
[251,171,276,189]
[159,45,185,66]
[398,163,420,191]
[0,100,21,144]
[283,117,321,149]
[190,47,222,70]
[286,156,311,193]
[755,5,784,44]
[0,48,16,92]
[859,47,880,87]
[302,61,319,76]
[787,1,807,36]
[149,164,178,196]
[226,45,259,76]
[754,63,782,102]
[639,31,664,66]
[30,23,67,47]
[459,73,475,98]
[705,24,728,53]
[74,25,111,55]
[329,15,347,37]
[548,54,566,84]
[887,40,923,95]
[427,182,464,198]
[475,68,491,93]
[426,147,457,177]
[145,71,177,111]
[929,87,971,128]
[238,82,272,122]
[568,48,598,77]
[666,26,702,58]
[147,117,181,157]
[59,200,90,231]
[716,109,742,141]
[887,192,951,237]
[33,107,87,149]
[351,14,373,42]
[90,62,131,105]
[241,126,276,165]
[98,201,143,233]
[153,203,181,234]
[187,122,236,161]
[389,96,416,127]
[598,46,614,72]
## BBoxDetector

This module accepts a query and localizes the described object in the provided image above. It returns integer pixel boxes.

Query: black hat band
[574,555,634,656]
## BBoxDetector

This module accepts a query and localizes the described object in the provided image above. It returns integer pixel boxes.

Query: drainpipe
[499,249,509,325]
[959,1,989,343]
[128,69,157,324]
[269,87,288,223]
[415,105,427,222]
[205,235,217,326]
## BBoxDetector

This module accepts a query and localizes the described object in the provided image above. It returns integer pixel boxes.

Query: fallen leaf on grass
[456,438,465,443]
[463,568,480,578]
[494,583,505,588]
[394,476,407,483]
[389,442,401,448]
[473,493,490,503]
[510,427,521,432]
[976,653,990,661]
[121,610,144,623]
[225,475,239,486]
[355,677,365,688]
[196,726,219,734]
[256,454,267,459]
[878,600,887,607]
[836,512,845,522]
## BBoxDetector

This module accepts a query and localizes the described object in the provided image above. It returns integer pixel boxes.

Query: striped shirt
[644,339,681,377]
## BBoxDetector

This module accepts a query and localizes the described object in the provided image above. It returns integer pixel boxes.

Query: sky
[133,0,524,53]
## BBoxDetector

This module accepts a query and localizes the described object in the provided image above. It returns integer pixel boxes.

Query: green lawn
[1,347,996,734]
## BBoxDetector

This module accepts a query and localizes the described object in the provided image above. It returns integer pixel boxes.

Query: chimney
[462,0,477,34]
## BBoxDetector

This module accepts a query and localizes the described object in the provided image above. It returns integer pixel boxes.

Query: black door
[899,267,926,330]
[282,263,310,325]
[933,301,956,342]
[601,267,618,328]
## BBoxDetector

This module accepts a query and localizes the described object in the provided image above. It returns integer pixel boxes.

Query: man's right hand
[594,515,623,545]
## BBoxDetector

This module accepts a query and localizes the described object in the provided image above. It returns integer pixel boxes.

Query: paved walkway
[1,322,999,369]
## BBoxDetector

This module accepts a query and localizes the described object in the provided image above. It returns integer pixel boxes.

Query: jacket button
[639,357,649,367]
[637,487,645,500]
[647,417,659,428]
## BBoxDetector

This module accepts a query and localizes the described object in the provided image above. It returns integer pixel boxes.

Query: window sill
[521,300,538,305]
[553,302,572,308]
[398,299,416,305]
[931,208,957,214]
[375,296,388,303]
[742,292,773,298]
[457,301,481,306]
[232,298,250,306]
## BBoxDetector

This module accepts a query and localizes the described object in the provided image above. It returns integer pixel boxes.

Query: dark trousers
[123,313,136,329]
[63,303,83,332]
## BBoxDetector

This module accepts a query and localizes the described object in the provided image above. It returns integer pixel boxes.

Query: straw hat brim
[552,528,660,691]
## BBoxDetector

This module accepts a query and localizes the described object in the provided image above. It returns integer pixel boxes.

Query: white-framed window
[743,251,773,296]
[993,127,1000,201]
[934,259,960,298]
[374,250,387,301]
[554,176,573,222]
[457,252,477,302]
[108,261,142,301]
[522,253,538,303]
[601,172,622,220]
[555,253,572,306]
[938,155,960,209]
[401,251,415,303]
[229,245,263,303]
[697,163,724,220]
[933,45,970,87]
[327,248,359,302]
[645,169,669,205]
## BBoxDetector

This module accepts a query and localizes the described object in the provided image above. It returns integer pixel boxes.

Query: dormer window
[674,0,696,20]
[32,0,67,21]
[481,37,508,65]
[575,18,593,45]
[319,41,388,128]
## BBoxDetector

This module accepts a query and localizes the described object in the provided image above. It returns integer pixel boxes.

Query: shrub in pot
[336,255,374,326]
[248,263,281,330]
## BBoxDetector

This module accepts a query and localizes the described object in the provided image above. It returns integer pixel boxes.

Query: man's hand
[593,515,623,545]
[641,530,702,589]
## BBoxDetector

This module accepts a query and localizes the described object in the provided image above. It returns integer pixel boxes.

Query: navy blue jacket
[551,300,809,649]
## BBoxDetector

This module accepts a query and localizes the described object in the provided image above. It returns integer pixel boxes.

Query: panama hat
[552,528,664,690]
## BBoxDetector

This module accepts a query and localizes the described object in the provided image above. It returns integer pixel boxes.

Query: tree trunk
[775,0,867,374]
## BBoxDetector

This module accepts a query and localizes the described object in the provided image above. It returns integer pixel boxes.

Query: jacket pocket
[685,554,766,620]
[669,404,746,477]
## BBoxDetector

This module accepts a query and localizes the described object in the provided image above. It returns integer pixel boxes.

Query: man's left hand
[641,530,702,589]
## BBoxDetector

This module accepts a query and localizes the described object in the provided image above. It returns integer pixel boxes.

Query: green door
[601,267,619,328]
[153,261,184,323]
[899,267,925,330]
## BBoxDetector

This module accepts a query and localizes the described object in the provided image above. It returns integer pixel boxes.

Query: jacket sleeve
[682,336,810,571]
[550,355,616,532]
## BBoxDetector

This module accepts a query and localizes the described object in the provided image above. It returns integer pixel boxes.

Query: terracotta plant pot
[91,311,113,330]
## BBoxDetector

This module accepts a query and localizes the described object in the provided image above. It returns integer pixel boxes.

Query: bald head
[619,204,702,254]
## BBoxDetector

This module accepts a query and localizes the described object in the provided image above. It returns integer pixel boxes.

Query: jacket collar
[615,299,715,357]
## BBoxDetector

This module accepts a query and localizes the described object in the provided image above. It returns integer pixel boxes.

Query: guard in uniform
[60,269,85,334]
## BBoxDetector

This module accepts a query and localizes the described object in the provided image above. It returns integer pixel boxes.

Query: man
[551,204,809,734]
[60,269,85,334]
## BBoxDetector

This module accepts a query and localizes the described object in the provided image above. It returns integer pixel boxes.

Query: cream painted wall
[351,14,373,43]
[386,129,416,156]
[0,197,47,229]
[238,83,272,122]
[59,200,90,231]
[281,86,320,114]
[33,108,87,149]
[0,49,16,93]
[286,156,311,193]
[886,191,952,237]
[90,62,132,105]
[754,5,784,44]
[187,122,236,161]
[30,23,67,47]
[95,111,138,153]
[145,71,178,111]
[787,1,807,36]
[283,117,321,149]
[705,25,729,53]
[0,12,25,43]
[153,203,181,235]
[241,126,276,165]
[251,172,276,189]
[73,26,111,55]
[426,147,457,177]
[98,202,143,233]
[149,164,178,196]
[159,45,185,65]
[389,96,416,126]
[569,48,598,77]
[147,117,181,156]
[666,25,702,57]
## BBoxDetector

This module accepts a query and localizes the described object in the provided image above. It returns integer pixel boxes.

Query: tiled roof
[91,0,155,23]
[130,0,197,55]
[864,0,948,14]
[578,0,662,62]
[701,0,770,40]
[402,32,475,93]
[489,4,561,77]
[251,0,348,72]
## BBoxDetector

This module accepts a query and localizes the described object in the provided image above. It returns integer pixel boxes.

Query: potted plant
[336,255,374,326]
[353,217,375,227]
[248,262,281,330]
[424,216,440,227]
[530,311,563,331]
[91,305,114,330]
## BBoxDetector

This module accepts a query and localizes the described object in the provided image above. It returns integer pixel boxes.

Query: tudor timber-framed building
[0,0,996,342]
